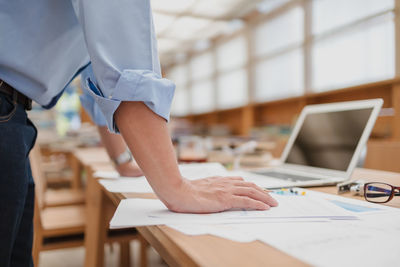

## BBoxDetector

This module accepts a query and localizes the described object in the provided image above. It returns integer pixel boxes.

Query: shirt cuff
[84,69,175,133]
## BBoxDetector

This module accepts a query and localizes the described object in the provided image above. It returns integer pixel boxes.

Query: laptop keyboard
[256,171,320,182]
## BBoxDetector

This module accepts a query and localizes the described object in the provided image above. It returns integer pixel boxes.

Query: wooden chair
[30,146,147,267]
[30,145,85,207]
[40,147,80,189]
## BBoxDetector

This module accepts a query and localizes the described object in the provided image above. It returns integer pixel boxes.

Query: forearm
[115,101,277,212]
[114,101,183,207]
[98,126,127,158]
[98,125,142,177]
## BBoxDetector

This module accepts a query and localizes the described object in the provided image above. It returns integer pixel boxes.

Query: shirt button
[108,95,112,99]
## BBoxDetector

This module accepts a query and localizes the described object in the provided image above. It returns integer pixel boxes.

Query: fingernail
[270,197,278,207]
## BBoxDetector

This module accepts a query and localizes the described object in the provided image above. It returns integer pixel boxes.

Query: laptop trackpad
[256,171,321,182]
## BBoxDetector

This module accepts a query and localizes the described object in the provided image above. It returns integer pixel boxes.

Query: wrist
[111,148,133,167]
[115,160,132,173]
[115,160,143,177]
[160,178,193,212]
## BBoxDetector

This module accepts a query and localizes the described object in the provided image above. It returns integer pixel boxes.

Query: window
[215,34,249,109]
[167,64,188,85]
[167,64,190,116]
[171,87,189,116]
[312,17,395,91]
[255,48,303,101]
[312,0,394,35]
[311,0,395,91]
[217,69,248,109]
[165,0,397,116]
[254,7,304,57]
[190,52,214,81]
[253,6,304,101]
[216,35,247,72]
[191,80,214,114]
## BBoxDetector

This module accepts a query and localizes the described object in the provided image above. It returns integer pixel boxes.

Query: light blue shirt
[0,0,175,133]
[79,65,107,127]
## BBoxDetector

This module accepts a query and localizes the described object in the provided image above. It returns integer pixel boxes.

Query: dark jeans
[0,91,36,267]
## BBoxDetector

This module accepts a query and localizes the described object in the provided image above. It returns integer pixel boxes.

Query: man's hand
[115,161,143,177]
[115,101,278,214]
[163,176,278,213]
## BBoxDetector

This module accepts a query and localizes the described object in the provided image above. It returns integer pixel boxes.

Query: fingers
[233,187,278,207]
[207,176,279,208]
[233,181,266,193]
[225,176,245,181]
[211,176,244,181]
[232,181,278,207]
[230,196,270,210]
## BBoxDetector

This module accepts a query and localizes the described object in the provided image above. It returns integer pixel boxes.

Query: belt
[0,80,32,110]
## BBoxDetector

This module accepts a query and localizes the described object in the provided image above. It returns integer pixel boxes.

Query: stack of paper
[110,188,400,267]
[110,192,359,228]
[100,162,400,267]
[168,213,400,267]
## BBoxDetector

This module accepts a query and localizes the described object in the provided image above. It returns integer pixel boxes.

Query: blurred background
[33,0,399,171]
[32,1,400,266]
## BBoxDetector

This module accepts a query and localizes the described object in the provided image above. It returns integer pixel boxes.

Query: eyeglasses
[363,182,400,203]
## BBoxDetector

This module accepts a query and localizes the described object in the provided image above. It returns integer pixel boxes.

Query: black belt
[0,80,32,110]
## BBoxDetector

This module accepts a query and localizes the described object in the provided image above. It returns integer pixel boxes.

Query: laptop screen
[285,108,373,171]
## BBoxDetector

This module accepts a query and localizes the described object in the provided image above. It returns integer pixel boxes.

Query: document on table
[165,192,400,267]
[97,162,229,193]
[110,192,358,228]
[99,177,153,193]
[169,212,400,267]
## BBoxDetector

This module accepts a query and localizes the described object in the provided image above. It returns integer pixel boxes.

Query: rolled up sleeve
[79,66,107,126]
[71,0,175,133]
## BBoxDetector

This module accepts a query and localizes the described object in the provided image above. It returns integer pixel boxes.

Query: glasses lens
[365,183,392,203]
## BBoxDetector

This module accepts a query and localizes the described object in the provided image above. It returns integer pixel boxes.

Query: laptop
[238,99,383,189]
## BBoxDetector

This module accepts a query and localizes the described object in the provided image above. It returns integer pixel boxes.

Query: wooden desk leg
[70,154,82,189]
[139,235,148,267]
[84,172,107,267]
[119,241,131,267]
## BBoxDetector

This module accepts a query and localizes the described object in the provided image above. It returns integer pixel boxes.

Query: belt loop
[12,90,18,105]
[26,99,32,110]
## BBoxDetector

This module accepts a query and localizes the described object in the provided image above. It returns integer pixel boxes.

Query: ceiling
[151,0,266,66]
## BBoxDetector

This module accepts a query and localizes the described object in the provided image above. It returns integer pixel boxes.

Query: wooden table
[71,147,110,189]
[83,159,400,267]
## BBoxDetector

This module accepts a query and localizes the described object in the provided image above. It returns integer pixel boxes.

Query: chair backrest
[29,145,47,210]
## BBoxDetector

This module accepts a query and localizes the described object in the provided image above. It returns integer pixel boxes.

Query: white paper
[93,170,120,179]
[259,218,400,267]
[99,177,153,193]
[167,218,334,243]
[94,162,228,179]
[168,215,400,267]
[110,186,400,266]
[96,162,229,193]
[110,193,358,229]
[166,193,400,267]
